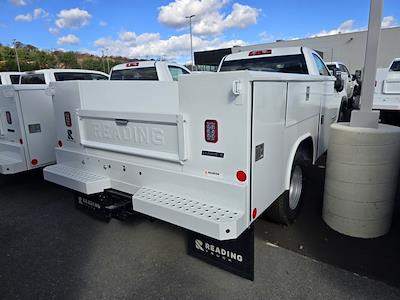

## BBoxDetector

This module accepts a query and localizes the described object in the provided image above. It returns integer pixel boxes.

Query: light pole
[101,49,106,73]
[185,14,195,71]
[12,39,21,72]
[106,48,110,74]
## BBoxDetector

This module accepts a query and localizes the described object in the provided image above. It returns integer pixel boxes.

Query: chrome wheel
[289,165,303,210]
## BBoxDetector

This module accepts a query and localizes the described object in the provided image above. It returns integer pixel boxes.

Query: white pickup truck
[110,61,191,81]
[0,72,22,85]
[0,69,108,174]
[373,58,400,126]
[44,47,344,240]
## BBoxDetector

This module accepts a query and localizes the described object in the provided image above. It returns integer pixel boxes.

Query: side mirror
[334,69,344,92]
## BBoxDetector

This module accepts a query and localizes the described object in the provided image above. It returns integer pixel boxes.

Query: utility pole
[106,48,110,74]
[185,15,195,71]
[12,39,21,72]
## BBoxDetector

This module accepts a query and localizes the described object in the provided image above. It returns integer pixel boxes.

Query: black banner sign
[187,226,254,280]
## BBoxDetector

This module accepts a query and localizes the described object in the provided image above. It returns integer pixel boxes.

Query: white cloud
[15,8,48,23]
[382,16,397,28]
[33,8,49,19]
[55,8,92,29]
[310,20,358,37]
[94,31,246,62]
[49,27,60,35]
[57,34,80,45]
[158,0,260,35]
[310,16,398,38]
[119,31,136,42]
[15,13,33,22]
[99,21,108,27]
[9,0,26,6]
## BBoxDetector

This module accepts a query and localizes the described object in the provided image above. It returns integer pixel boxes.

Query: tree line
[0,42,128,73]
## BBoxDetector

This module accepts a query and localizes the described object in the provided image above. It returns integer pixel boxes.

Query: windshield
[389,61,400,72]
[219,54,309,74]
[110,67,159,80]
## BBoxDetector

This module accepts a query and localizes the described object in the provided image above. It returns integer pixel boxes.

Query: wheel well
[298,137,314,162]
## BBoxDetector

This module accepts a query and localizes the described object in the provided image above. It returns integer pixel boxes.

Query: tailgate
[78,109,188,163]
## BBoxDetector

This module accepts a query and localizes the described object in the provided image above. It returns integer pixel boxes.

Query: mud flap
[187,225,254,280]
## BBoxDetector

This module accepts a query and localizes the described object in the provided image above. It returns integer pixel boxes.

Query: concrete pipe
[323,123,400,238]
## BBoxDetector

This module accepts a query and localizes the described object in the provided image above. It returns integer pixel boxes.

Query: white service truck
[0,72,22,85]
[44,47,344,240]
[110,61,191,81]
[373,58,400,126]
[0,69,108,174]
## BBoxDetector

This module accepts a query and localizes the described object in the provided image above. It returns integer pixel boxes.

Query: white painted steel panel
[251,81,287,218]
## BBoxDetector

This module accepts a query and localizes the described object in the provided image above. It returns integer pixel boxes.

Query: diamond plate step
[44,164,111,194]
[133,187,246,240]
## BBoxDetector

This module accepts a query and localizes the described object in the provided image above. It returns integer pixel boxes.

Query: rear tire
[265,151,308,224]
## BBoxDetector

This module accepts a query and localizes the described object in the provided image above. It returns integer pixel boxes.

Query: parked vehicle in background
[20,69,109,84]
[0,72,23,85]
[326,62,358,110]
[373,58,400,126]
[0,69,109,175]
[44,47,345,241]
[110,61,191,81]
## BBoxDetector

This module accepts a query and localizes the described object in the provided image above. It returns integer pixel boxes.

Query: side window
[20,74,46,84]
[91,73,108,80]
[339,64,350,76]
[10,75,20,84]
[168,66,189,81]
[312,54,330,76]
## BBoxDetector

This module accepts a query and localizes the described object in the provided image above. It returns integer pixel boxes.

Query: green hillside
[0,42,128,73]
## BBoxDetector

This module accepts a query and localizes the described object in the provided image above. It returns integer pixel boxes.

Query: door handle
[115,119,129,126]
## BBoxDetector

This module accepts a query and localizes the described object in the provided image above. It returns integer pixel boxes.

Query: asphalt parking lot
[1,167,400,300]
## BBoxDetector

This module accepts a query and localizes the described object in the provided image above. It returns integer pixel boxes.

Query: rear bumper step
[0,152,26,174]
[44,164,111,194]
[133,187,246,240]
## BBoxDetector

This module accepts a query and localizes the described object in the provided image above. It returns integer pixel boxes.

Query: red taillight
[126,62,139,67]
[64,112,72,127]
[204,119,218,143]
[58,140,63,147]
[31,159,38,166]
[6,111,12,124]
[236,170,247,182]
[249,49,272,56]
[252,208,257,219]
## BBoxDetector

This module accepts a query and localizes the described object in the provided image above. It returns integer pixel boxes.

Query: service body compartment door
[18,88,56,167]
[251,81,287,218]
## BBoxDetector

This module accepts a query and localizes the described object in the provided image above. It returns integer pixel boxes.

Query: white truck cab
[110,61,190,81]
[0,69,109,175]
[44,47,344,241]
[373,58,400,126]
[0,72,23,85]
[326,62,356,100]
[20,69,109,84]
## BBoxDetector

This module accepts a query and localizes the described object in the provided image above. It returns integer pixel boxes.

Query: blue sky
[0,0,399,62]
